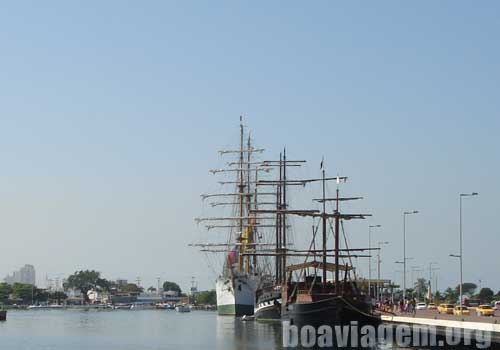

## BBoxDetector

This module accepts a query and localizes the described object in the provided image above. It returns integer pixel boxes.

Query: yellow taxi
[476,305,495,317]
[453,305,470,316]
[437,303,454,314]
[427,303,437,310]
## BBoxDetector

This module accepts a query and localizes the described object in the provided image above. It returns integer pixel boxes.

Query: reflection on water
[216,316,282,349]
[1,309,284,350]
[0,310,477,350]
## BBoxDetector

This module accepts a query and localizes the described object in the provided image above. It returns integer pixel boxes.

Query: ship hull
[216,275,256,316]
[282,296,380,328]
[254,291,281,322]
[254,302,281,321]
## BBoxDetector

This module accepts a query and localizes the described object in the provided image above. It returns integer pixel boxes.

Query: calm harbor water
[0,310,471,350]
[0,309,281,350]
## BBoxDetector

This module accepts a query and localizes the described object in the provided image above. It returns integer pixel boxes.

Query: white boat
[216,273,257,316]
[27,304,64,310]
[155,302,175,310]
[175,304,191,313]
[130,303,155,310]
[67,304,113,310]
[113,303,132,310]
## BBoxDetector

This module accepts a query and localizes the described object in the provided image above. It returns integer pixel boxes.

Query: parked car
[477,305,495,317]
[416,302,427,310]
[427,303,437,310]
[437,304,454,314]
[493,301,500,311]
[453,305,470,316]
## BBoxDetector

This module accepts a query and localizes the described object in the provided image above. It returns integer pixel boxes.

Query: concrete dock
[381,310,500,345]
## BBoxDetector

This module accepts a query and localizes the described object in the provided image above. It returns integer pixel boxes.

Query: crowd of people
[374,298,418,315]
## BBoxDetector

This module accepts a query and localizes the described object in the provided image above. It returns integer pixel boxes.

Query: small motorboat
[155,302,175,310]
[130,303,155,310]
[175,304,191,313]
[27,304,64,310]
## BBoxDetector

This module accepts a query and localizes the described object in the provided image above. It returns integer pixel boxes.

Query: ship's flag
[228,245,238,266]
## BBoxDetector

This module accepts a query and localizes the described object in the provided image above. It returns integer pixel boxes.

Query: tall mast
[275,170,280,283]
[334,180,340,294]
[238,117,244,272]
[253,166,258,272]
[282,148,287,283]
[276,153,283,283]
[321,162,327,288]
[246,133,252,273]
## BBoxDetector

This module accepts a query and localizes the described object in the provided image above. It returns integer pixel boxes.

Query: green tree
[0,283,13,303]
[34,289,49,303]
[455,283,477,297]
[162,281,181,294]
[444,287,458,303]
[196,290,216,305]
[478,288,494,304]
[48,291,68,304]
[120,283,143,294]
[63,270,111,302]
[415,278,428,299]
[12,283,34,303]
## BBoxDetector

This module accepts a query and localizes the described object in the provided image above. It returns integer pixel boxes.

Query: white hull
[175,305,191,313]
[216,274,258,316]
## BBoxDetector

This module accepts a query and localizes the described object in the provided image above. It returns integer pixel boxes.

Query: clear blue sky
[0,1,498,293]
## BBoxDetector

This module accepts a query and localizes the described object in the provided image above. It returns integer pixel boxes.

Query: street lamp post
[452,192,478,313]
[403,210,419,300]
[411,266,424,300]
[428,262,438,301]
[377,241,389,303]
[395,259,411,300]
[394,270,404,304]
[368,224,381,299]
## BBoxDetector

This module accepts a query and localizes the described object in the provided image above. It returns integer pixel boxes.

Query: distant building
[4,264,36,285]
[87,290,110,304]
[164,290,179,297]
[116,279,128,287]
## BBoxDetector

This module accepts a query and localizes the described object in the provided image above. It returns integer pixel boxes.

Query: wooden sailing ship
[249,157,381,326]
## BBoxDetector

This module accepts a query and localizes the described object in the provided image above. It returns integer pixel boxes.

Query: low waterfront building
[87,290,110,304]
[110,293,137,304]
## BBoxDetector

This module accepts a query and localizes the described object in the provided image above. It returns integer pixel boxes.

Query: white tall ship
[193,118,274,316]
[215,272,258,315]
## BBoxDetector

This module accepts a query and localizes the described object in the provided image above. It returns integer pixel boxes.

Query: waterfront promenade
[412,310,500,324]
[382,309,500,345]
[381,308,500,323]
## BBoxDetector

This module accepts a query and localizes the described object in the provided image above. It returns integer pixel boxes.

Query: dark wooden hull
[255,304,281,321]
[282,296,380,328]
[254,291,281,322]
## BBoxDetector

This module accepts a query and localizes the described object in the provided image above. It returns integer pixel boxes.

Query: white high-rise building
[3,264,36,285]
